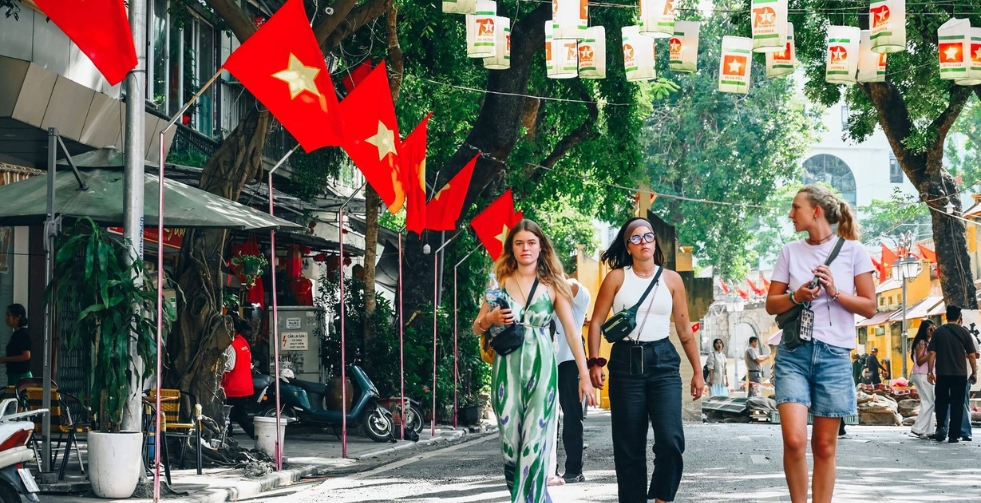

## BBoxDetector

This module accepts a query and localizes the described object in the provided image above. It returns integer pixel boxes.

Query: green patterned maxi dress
[492,288,558,503]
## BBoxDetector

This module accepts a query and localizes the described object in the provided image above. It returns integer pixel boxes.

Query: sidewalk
[37,421,496,503]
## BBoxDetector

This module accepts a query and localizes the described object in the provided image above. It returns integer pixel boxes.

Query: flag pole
[267,145,300,471]
[153,65,225,497]
[337,183,366,458]
[429,232,463,436]
[398,230,405,440]
[452,244,482,428]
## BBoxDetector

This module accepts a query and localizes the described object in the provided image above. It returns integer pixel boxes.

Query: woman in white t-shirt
[765,185,876,503]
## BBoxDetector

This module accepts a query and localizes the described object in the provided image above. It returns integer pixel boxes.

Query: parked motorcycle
[377,396,424,435]
[258,366,394,443]
[0,399,40,502]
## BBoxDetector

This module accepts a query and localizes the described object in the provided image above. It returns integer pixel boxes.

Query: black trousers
[227,396,255,439]
[935,375,968,440]
[608,339,684,503]
[557,360,584,476]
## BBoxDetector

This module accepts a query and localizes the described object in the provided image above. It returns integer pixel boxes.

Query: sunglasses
[628,232,656,245]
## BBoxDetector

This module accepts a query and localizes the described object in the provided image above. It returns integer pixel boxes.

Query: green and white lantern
[483,19,511,70]
[638,0,675,39]
[546,22,579,79]
[869,0,906,54]
[825,26,860,85]
[442,0,476,15]
[466,1,498,59]
[622,25,657,81]
[857,30,887,83]
[669,21,699,73]
[765,23,796,77]
[718,36,752,94]
[938,18,971,81]
[578,26,606,79]
[751,0,788,53]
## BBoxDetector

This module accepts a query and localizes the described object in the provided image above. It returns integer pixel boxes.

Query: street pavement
[250,409,981,503]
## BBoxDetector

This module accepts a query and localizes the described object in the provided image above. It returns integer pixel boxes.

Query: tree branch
[925,85,972,178]
[860,81,926,186]
[386,1,404,101]
[323,0,392,51]
[313,0,362,44]
[525,96,600,185]
[202,0,256,43]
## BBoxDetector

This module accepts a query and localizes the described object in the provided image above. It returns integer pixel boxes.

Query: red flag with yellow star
[223,0,342,152]
[425,155,478,231]
[400,113,432,235]
[32,0,137,86]
[470,189,523,260]
[338,62,405,212]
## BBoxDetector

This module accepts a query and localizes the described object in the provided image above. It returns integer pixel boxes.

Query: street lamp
[891,231,922,378]
[724,293,745,394]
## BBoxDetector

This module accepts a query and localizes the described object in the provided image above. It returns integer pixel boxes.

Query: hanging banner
[638,0,675,39]
[546,22,579,79]
[858,30,887,83]
[718,36,752,94]
[553,0,588,40]
[669,21,699,73]
[938,18,970,80]
[442,0,476,15]
[751,0,788,53]
[955,27,981,86]
[483,19,511,69]
[870,0,906,53]
[765,22,795,77]
[466,1,497,59]
[825,26,860,85]
[578,26,606,79]
[622,25,657,81]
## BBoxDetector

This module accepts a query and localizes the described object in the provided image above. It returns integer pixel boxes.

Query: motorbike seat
[288,378,329,396]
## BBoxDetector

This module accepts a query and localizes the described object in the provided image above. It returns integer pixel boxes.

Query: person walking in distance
[866,347,884,385]
[587,217,704,503]
[744,337,767,397]
[765,184,876,503]
[549,277,590,484]
[909,320,936,439]
[706,339,729,397]
[928,306,978,443]
[2,304,32,384]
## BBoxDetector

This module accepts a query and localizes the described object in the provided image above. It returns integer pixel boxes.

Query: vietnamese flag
[760,272,771,291]
[470,189,523,260]
[425,155,478,231]
[32,0,137,86]
[880,244,898,271]
[223,0,343,152]
[342,61,374,93]
[917,244,937,264]
[718,279,730,295]
[746,278,764,297]
[871,257,887,284]
[400,113,432,235]
[338,62,405,212]
[736,288,748,300]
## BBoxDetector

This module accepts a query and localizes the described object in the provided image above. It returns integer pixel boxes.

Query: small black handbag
[776,238,844,350]
[601,267,663,344]
[487,278,540,357]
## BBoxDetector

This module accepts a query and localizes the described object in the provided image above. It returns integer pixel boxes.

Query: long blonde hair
[798,184,860,241]
[493,219,573,301]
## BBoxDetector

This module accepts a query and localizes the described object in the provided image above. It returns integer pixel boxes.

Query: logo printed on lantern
[580,0,588,19]
[878,52,887,68]
[669,37,682,56]
[477,18,495,36]
[579,44,594,65]
[829,45,847,62]
[623,43,636,66]
[773,42,792,61]
[723,55,746,75]
[971,43,981,62]
[566,44,577,61]
[753,7,776,27]
[940,42,962,62]
[871,5,890,28]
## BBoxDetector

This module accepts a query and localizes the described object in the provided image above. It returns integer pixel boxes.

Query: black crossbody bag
[602,267,664,344]
[487,278,540,356]
[775,238,844,350]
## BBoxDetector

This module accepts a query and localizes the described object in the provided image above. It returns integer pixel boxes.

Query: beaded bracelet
[788,290,800,306]
[587,357,607,369]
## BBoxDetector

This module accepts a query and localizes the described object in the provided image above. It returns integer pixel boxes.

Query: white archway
[802,154,857,206]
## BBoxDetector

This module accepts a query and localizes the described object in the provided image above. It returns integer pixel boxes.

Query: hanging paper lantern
[466,1,498,59]
[765,23,796,77]
[956,27,981,86]
[751,0,788,53]
[869,0,906,54]
[938,18,971,81]
[553,0,588,40]
[546,22,579,79]
[718,36,752,94]
[638,0,675,39]
[825,26,860,85]
[578,26,606,79]
[669,21,699,73]
[443,0,476,15]
[483,18,511,69]
[857,30,887,83]
[622,25,657,81]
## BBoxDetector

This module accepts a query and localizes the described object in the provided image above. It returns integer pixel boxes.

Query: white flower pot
[88,431,142,498]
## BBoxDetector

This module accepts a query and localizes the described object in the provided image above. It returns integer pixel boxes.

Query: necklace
[634,267,656,278]
[806,233,834,245]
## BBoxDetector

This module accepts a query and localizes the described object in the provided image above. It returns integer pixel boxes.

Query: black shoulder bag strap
[629,267,664,311]
[517,278,541,326]
[805,238,845,307]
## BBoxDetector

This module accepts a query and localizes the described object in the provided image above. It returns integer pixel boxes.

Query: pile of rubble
[856,384,918,426]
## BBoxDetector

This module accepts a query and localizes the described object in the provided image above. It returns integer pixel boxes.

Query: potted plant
[46,218,175,498]
[457,395,480,426]
[230,253,268,288]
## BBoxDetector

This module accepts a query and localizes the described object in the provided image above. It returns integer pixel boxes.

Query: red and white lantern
[669,21,699,73]
[765,23,795,77]
[857,30,887,83]
[622,25,657,81]
[466,1,498,59]
[638,0,675,39]
[443,0,476,15]
[751,0,788,53]
[825,26,860,85]
[718,36,752,94]
[546,22,579,79]
[553,0,588,40]
[956,27,981,86]
[938,18,971,81]
[483,19,511,70]
[869,0,906,53]
[578,26,606,79]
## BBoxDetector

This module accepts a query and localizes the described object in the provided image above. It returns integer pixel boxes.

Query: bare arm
[666,271,704,400]
[928,351,938,384]
[586,269,622,390]
[553,288,596,406]
[834,271,877,319]
[914,341,930,366]
[0,350,30,364]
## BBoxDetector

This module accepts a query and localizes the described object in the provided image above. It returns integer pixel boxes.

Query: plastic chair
[148,389,201,472]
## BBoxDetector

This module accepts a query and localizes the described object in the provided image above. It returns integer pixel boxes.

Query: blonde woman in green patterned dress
[473,219,596,503]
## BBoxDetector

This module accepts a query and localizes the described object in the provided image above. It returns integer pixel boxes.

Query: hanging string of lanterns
[444,0,971,95]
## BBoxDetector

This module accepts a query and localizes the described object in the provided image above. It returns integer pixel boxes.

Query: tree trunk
[362,186,380,356]
[170,108,272,420]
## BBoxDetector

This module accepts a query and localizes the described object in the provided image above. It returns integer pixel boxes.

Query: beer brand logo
[663,0,675,16]
[723,55,747,76]
[753,6,776,27]
[773,42,792,61]
[477,18,495,36]
[877,52,887,69]
[579,44,594,65]
[870,5,890,28]
[669,37,682,56]
[829,44,847,63]
[971,43,981,63]
[623,43,636,66]
[940,42,963,63]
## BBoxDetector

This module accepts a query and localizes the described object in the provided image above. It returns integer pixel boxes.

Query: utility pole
[121,0,146,433]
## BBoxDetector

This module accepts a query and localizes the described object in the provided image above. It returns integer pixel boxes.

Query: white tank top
[611,266,672,342]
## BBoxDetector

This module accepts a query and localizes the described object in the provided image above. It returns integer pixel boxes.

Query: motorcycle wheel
[362,404,393,443]
[404,404,424,434]
[258,405,297,422]
[0,479,22,503]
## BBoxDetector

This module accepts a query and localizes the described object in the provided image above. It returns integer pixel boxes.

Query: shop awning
[0,167,302,230]
[857,310,897,327]
[888,296,945,322]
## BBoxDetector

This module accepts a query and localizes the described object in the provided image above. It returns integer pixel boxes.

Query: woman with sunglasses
[587,217,704,503]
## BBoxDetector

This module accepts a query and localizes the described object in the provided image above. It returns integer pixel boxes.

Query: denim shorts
[773,339,857,417]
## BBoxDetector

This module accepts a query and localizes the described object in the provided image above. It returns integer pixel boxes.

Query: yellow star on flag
[272,53,322,99]
[944,45,960,61]
[495,224,510,248]
[433,182,451,201]
[366,121,397,161]
[727,58,743,73]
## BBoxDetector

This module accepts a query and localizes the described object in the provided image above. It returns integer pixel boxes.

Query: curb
[172,464,319,503]
[355,429,469,460]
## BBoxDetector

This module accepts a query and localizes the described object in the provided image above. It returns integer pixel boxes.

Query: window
[801,154,857,206]
[841,105,850,129]
[889,153,903,183]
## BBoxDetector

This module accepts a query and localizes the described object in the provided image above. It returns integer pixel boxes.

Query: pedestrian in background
[909,320,936,439]
[851,353,863,385]
[587,217,704,503]
[765,184,876,503]
[548,277,590,484]
[472,219,595,503]
[927,306,977,443]
[744,337,767,397]
[222,313,255,439]
[707,338,729,397]
[866,348,884,385]
[2,304,32,384]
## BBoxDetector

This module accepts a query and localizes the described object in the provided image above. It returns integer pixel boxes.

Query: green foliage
[643,6,820,279]
[288,148,345,202]
[858,188,932,245]
[946,97,981,192]
[46,218,175,433]
[522,195,599,274]
[167,149,209,169]
[1,0,18,20]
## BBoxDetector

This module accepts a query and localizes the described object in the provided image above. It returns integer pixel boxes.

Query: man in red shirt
[223,315,256,439]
